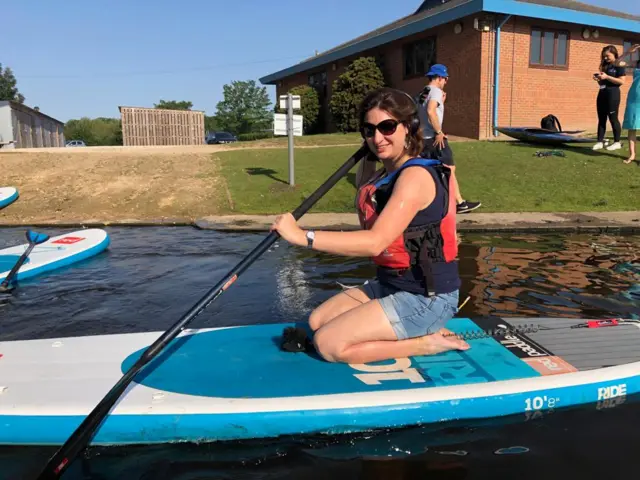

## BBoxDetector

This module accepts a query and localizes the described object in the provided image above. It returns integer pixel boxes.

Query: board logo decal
[52,236,85,245]
[499,332,551,358]
[597,383,627,410]
[523,356,577,375]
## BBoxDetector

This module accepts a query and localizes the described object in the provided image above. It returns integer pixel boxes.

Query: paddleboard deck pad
[1,316,639,446]
[496,127,596,145]
[0,187,18,209]
[0,229,110,283]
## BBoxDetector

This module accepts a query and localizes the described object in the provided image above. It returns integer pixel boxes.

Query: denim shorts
[361,280,459,340]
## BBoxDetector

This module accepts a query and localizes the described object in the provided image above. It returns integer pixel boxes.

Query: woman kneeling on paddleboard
[270,87,469,364]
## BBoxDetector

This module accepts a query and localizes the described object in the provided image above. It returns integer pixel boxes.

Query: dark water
[0,227,638,479]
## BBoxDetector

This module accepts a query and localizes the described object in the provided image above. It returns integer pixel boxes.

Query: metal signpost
[274,94,303,186]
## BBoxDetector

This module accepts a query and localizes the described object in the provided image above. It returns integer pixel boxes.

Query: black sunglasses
[361,119,400,138]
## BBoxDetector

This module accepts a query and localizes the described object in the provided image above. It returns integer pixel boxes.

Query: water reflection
[0,228,638,479]
[5,394,639,480]
[458,233,639,319]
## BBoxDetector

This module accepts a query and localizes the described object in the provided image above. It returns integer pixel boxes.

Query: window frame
[529,27,570,70]
[402,36,437,79]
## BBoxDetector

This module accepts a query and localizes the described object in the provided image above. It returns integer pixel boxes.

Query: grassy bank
[227,132,362,148]
[216,141,640,214]
[1,136,637,225]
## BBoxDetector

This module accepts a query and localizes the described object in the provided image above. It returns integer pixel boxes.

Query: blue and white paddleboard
[0,316,638,446]
[0,228,110,283]
[0,187,18,209]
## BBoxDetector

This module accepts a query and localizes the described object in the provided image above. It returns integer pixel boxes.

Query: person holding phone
[592,45,626,152]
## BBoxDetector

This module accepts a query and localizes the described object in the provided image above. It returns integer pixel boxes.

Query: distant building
[0,101,65,148]
[118,106,205,146]
[260,0,640,139]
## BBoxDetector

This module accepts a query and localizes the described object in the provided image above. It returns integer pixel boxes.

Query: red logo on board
[52,236,85,245]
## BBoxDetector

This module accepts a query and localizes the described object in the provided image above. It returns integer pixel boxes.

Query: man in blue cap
[417,64,481,214]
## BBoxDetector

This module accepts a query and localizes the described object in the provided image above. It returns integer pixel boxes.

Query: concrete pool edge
[0,212,638,234]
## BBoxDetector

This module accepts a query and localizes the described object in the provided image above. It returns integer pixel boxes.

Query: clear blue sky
[3,0,638,122]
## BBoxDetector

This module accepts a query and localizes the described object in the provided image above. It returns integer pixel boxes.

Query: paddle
[33,144,370,480]
[0,229,50,293]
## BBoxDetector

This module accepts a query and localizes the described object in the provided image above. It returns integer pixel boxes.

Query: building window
[403,37,436,78]
[308,71,327,98]
[308,71,326,87]
[623,40,640,69]
[530,28,569,68]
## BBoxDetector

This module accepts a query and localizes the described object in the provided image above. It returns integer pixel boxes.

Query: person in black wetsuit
[593,45,626,151]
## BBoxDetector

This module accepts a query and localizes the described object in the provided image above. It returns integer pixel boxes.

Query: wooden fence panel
[119,106,205,146]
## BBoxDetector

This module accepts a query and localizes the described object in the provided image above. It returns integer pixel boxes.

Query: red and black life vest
[355,158,459,296]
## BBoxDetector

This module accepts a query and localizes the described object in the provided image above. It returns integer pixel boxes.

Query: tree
[0,63,25,103]
[64,117,122,146]
[215,80,272,135]
[329,57,385,133]
[275,84,320,134]
[204,115,218,133]
[154,100,193,110]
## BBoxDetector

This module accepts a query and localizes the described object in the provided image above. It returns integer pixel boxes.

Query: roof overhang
[485,0,640,34]
[259,0,640,85]
[259,0,483,85]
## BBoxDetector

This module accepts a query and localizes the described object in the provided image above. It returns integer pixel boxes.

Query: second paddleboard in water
[0,228,110,283]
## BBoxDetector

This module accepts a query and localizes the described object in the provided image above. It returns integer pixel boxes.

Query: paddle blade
[26,230,50,245]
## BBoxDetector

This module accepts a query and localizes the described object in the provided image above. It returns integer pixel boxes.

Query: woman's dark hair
[600,45,619,71]
[358,87,423,158]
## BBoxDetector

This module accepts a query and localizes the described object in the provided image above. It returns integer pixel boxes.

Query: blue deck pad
[123,319,541,399]
[412,319,541,386]
[0,255,29,272]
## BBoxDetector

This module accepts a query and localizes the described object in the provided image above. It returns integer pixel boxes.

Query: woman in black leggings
[593,45,626,151]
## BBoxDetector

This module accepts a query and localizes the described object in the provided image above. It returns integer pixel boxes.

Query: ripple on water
[0,228,638,479]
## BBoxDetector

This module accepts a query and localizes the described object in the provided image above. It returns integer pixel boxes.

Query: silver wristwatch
[306,230,315,248]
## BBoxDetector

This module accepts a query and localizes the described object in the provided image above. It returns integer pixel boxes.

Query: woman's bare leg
[624,130,636,163]
[312,299,469,364]
[308,287,371,331]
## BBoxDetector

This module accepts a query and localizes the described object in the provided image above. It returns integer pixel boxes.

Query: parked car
[206,132,237,144]
[65,140,86,147]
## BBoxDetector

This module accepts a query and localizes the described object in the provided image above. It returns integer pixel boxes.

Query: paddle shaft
[0,243,36,291]
[34,144,369,480]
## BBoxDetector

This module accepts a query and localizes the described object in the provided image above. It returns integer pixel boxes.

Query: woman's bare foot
[623,156,635,164]
[416,328,470,356]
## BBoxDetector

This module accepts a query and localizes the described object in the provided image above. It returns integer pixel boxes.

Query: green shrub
[237,132,274,141]
[329,57,385,133]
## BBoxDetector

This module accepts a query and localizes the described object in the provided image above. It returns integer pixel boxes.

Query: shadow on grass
[504,141,627,159]
[346,172,357,189]
[245,167,288,185]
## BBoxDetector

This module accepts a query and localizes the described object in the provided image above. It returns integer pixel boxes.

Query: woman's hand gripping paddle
[0,230,50,293]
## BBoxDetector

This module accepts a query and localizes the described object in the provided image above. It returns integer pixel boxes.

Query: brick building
[260,0,640,139]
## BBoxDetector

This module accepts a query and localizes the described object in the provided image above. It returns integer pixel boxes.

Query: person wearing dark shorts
[417,64,481,214]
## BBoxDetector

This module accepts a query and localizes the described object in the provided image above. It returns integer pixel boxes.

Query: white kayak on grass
[0,228,110,283]
[0,187,18,209]
[0,316,638,446]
